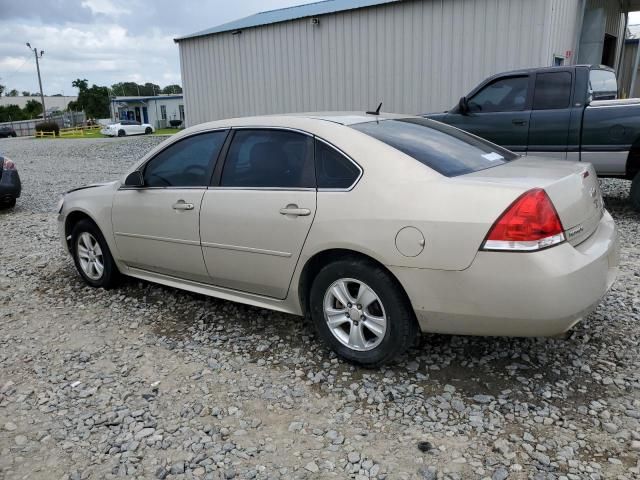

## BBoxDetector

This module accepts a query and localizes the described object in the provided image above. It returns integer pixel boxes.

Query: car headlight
[56,196,65,214]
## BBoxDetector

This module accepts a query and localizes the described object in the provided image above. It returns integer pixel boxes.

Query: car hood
[66,181,117,194]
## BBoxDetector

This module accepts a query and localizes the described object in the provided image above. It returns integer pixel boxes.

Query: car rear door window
[315,140,360,189]
[468,76,529,113]
[221,129,314,188]
[533,72,572,110]
[589,69,618,100]
[143,131,227,187]
[351,117,517,177]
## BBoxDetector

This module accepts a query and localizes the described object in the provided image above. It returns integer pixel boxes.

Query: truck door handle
[512,119,527,126]
[280,204,311,216]
[172,201,194,211]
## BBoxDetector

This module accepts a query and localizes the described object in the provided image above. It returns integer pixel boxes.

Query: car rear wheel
[144,127,152,134]
[71,219,119,288]
[117,129,126,137]
[631,172,640,212]
[309,258,417,367]
[0,198,16,209]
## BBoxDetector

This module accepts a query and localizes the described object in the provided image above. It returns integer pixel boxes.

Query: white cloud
[81,0,130,17]
[0,0,317,94]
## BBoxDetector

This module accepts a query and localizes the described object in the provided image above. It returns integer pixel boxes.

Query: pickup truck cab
[424,65,640,210]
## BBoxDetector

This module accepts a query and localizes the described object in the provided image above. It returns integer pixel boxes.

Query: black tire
[10,132,16,138]
[309,258,418,367]
[631,172,640,212]
[71,219,119,289]
[144,127,152,134]
[0,198,16,209]
[117,129,126,137]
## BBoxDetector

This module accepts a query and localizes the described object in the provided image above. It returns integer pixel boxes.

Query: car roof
[190,111,415,132]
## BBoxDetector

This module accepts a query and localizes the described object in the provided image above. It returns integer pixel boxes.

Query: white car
[101,120,155,137]
[59,112,619,366]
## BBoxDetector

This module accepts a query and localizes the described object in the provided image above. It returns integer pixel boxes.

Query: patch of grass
[152,128,181,136]
[36,127,180,139]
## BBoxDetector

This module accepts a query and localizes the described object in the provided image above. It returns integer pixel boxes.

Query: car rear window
[351,117,518,177]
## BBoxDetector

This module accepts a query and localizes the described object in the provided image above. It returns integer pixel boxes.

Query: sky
[0,0,316,96]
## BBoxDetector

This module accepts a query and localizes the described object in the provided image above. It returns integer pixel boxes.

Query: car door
[200,128,317,299]
[527,70,574,159]
[444,74,532,152]
[112,130,228,283]
[131,121,144,135]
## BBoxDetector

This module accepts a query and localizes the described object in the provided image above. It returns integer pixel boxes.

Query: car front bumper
[390,210,619,337]
[0,169,21,202]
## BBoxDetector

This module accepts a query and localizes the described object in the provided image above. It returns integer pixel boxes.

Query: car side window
[315,140,360,189]
[533,72,572,110]
[589,69,618,100]
[221,129,314,188]
[143,131,227,187]
[468,76,529,113]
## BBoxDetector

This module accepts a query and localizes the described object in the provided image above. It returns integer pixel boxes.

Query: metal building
[175,0,637,127]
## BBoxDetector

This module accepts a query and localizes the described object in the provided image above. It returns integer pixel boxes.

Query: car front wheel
[117,129,126,137]
[145,127,152,134]
[309,258,417,367]
[71,219,119,288]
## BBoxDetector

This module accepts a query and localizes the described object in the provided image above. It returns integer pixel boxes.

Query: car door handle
[172,201,194,211]
[512,119,527,126]
[279,205,311,216]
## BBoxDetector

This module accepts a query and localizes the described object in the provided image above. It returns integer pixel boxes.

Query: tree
[0,84,5,96]
[0,104,27,122]
[71,80,109,118]
[24,99,42,118]
[21,91,31,96]
[162,84,183,94]
[6,89,19,97]
[72,78,89,92]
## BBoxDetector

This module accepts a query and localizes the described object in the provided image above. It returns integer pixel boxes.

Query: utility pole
[26,43,46,121]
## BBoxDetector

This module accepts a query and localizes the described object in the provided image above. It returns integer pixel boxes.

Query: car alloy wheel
[323,278,387,352]
[76,232,104,280]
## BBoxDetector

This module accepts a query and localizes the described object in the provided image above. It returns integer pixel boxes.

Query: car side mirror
[124,171,144,187]
[458,96,469,115]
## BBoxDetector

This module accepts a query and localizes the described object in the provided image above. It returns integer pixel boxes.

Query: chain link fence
[0,111,86,137]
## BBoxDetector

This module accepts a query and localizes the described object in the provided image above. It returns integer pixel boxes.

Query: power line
[0,57,30,83]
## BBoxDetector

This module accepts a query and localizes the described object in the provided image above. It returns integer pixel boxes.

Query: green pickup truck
[424,65,640,211]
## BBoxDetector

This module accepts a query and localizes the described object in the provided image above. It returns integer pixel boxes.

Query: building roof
[112,95,183,102]
[174,0,400,41]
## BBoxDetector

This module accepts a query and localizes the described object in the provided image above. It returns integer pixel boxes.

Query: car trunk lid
[462,157,603,246]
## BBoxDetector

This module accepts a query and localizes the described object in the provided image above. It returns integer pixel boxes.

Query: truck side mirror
[458,96,469,115]
[124,171,144,187]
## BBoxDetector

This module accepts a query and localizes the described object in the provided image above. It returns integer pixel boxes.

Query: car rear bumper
[390,210,619,337]
[0,170,21,201]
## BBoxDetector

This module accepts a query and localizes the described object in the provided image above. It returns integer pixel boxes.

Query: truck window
[468,76,529,113]
[533,72,572,110]
[589,70,617,100]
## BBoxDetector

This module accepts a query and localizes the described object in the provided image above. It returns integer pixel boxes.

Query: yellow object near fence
[59,128,84,136]
[36,131,56,138]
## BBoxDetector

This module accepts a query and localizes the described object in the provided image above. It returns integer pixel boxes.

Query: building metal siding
[178,0,596,126]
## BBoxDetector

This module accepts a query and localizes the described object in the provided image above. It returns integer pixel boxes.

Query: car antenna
[366,102,382,115]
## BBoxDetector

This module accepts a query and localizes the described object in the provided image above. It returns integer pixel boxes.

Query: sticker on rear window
[482,152,504,162]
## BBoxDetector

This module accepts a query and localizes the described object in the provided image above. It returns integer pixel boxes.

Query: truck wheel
[631,172,640,212]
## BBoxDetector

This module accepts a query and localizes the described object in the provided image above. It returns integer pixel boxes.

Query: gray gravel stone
[0,138,638,480]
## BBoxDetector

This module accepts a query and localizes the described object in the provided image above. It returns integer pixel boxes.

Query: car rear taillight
[2,157,16,170]
[481,188,565,252]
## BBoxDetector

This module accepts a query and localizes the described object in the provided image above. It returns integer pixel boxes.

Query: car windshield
[350,117,517,177]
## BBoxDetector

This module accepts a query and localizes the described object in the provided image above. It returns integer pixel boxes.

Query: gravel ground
[1,136,639,480]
